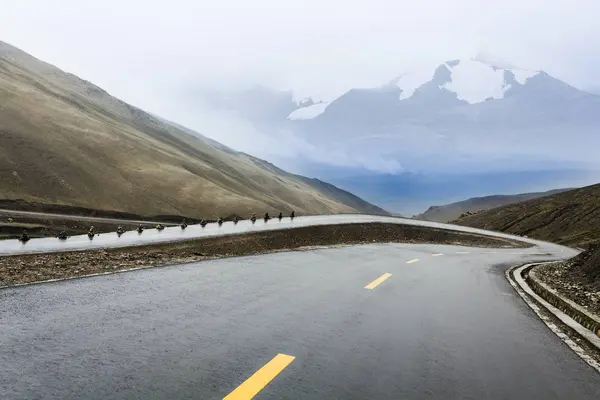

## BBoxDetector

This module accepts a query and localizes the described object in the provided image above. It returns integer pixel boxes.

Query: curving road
[1,217,600,399]
[0,214,573,255]
[0,208,178,227]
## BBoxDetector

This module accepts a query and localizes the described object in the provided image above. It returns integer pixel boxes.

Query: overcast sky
[2,0,600,108]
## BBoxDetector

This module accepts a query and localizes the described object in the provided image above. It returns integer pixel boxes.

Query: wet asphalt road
[0,208,178,227]
[0,214,554,255]
[1,242,600,399]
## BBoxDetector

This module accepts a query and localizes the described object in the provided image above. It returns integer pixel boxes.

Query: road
[1,241,600,399]
[0,214,566,255]
[0,208,178,227]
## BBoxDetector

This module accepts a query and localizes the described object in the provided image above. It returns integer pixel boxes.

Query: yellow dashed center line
[455,251,470,254]
[406,258,420,264]
[432,253,444,257]
[224,354,295,400]
[365,273,392,290]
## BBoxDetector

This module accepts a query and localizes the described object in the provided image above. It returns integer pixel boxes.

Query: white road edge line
[507,263,600,374]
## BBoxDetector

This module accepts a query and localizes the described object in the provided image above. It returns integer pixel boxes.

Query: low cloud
[3,0,600,104]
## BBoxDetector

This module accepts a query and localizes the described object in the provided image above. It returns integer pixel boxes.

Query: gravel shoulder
[0,222,527,287]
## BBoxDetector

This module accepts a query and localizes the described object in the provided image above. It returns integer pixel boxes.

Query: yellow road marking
[224,354,295,400]
[365,273,392,290]
[406,258,420,264]
[432,253,444,257]
[456,251,470,254]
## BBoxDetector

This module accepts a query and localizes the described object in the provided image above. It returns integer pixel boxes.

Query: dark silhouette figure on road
[19,230,30,242]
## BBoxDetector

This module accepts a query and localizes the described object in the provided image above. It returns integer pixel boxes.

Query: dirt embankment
[0,222,527,287]
[0,199,179,220]
[535,242,600,315]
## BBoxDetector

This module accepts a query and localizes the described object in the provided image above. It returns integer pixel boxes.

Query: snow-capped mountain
[287,101,330,120]
[280,58,600,213]
[286,58,600,164]
[182,58,600,214]
[287,59,541,122]
[287,58,599,123]
[396,59,538,104]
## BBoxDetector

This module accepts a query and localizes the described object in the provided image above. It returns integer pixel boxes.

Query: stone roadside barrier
[526,264,600,338]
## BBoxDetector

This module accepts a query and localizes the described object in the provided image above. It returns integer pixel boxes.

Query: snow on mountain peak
[396,59,539,104]
[510,68,539,85]
[286,58,541,120]
[287,101,330,120]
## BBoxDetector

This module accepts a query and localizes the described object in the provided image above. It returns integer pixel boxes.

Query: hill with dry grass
[415,188,570,222]
[0,41,387,218]
[455,183,600,247]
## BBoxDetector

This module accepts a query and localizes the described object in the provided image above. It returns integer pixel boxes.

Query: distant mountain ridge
[288,58,542,122]
[287,58,600,164]
[279,58,600,213]
[455,183,600,247]
[414,188,572,222]
[0,40,388,218]
[94,56,600,215]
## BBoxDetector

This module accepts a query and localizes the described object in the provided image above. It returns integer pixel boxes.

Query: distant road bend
[1,214,600,399]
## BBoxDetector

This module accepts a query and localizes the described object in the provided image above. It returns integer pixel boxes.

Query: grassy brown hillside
[415,188,570,222]
[0,41,387,218]
[455,183,600,247]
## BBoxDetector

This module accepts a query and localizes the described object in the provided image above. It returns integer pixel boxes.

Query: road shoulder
[507,263,600,373]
